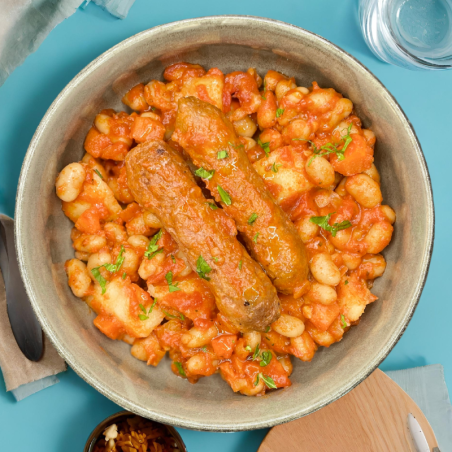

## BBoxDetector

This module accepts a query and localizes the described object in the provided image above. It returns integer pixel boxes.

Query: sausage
[125,140,280,332]
[173,96,309,297]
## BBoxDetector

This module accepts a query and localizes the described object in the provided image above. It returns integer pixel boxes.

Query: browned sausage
[125,140,280,332]
[173,97,309,297]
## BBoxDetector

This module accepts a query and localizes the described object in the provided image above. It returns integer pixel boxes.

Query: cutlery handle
[0,214,43,361]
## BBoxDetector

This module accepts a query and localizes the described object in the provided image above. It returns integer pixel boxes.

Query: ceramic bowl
[15,16,434,431]
[83,411,187,452]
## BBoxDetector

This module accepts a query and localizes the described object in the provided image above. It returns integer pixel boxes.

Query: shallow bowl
[15,16,434,431]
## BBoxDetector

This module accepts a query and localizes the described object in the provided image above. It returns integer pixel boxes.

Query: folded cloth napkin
[0,0,136,88]
[387,365,452,451]
[0,269,66,401]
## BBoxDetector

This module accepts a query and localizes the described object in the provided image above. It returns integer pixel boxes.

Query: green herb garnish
[138,314,149,321]
[91,267,107,294]
[94,169,103,179]
[139,303,146,314]
[253,344,260,360]
[217,150,228,159]
[165,271,180,292]
[260,351,272,367]
[341,314,347,329]
[228,141,244,149]
[245,345,252,352]
[276,108,284,118]
[174,362,186,377]
[149,299,157,313]
[145,229,163,260]
[196,255,212,281]
[265,326,271,333]
[261,374,277,389]
[253,233,259,243]
[248,213,258,225]
[91,246,126,294]
[309,212,352,237]
[122,272,127,280]
[206,202,218,210]
[217,185,232,206]
[171,255,176,263]
[238,260,243,270]
[195,167,215,180]
[345,280,349,285]
[271,162,282,173]
[163,309,185,321]
[257,139,270,157]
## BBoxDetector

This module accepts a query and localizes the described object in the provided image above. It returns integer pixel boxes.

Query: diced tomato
[211,334,237,359]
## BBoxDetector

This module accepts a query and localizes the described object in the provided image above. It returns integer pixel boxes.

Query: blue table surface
[1,0,451,450]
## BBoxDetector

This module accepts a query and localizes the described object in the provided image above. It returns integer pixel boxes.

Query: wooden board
[259,369,438,452]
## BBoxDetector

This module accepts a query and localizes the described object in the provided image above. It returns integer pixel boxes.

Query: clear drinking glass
[359,0,452,70]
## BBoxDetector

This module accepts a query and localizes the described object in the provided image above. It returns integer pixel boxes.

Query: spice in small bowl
[84,411,187,452]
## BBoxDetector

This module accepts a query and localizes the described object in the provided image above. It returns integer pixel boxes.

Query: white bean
[345,174,382,208]
[181,325,218,348]
[304,282,337,305]
[233,116,257,137]
[65,259,92,298]
[243,332,261,351]
[55,163,86,202]
[310,253,341,286]
[271,314,305,338]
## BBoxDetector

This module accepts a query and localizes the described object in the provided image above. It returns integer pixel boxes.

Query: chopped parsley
[276,108,284,118]
[139,304,146,314]
[254,373,277,389]
[90,268,107,294]
[165,271,180,292]
[228,141,244,149]
[253,232,260,243]
[309,212,352,237]
[257,138,271,157]
[265,326,271,333]
[171,254,176,263]
[148,299,157,313]
[195,167,215,180]
[217,185,231,206]
[94,169,103,179]
[122,272,127,280]
[253,344,260,359]
[163,309,185,321]
[245,345,252,352]
[91,245,126,294]
[248,213,258,225]
[260,350,272,367]
[138,314,149,321]
[174,362,186,377]
[206,202,218,210]
[217,150,228,159]
[196,255,212,281]
[238,260,243,270]
[341,314,347,329]
[145,229,163,260]
[271,162,282,173]
[295,124,353,166]
[345,280,349,285]
[261,374,277,389]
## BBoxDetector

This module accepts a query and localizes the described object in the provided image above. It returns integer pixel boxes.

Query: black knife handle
[0,215,43,361]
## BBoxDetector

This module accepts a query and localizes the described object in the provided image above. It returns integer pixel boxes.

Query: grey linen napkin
[387,365,452,451]
[0,269,66,401]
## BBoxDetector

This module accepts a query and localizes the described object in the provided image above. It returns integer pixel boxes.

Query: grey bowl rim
[83,410,187,452]
[14,15,435,431]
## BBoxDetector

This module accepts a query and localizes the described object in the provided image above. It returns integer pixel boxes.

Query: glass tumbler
[359,0,452,70]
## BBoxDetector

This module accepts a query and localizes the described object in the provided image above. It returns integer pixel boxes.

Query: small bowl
[84,411,187,452]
